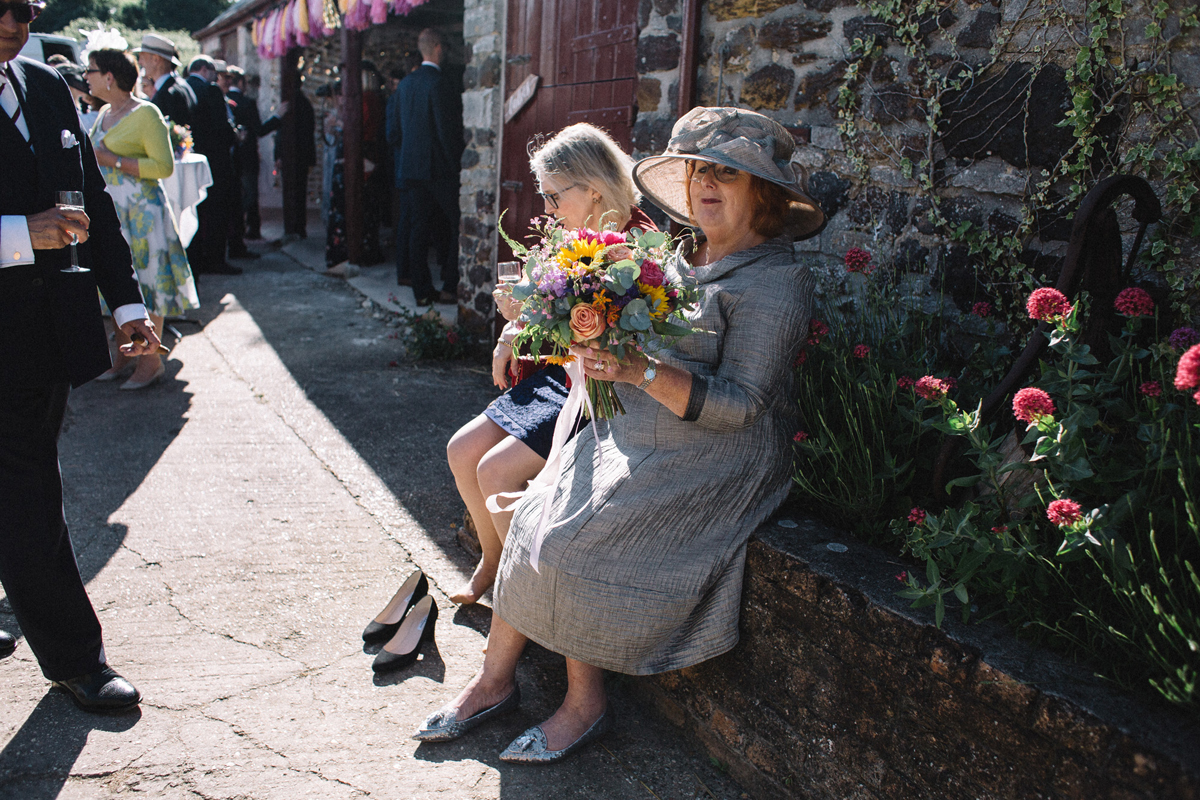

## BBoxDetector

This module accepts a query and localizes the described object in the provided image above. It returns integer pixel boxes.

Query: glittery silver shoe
[412,684,521,742]
[498,710,610,764]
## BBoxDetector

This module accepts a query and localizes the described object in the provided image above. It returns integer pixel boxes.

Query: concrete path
[0,217,744,799]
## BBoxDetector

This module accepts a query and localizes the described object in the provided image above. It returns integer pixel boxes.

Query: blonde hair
[529,123,640,228]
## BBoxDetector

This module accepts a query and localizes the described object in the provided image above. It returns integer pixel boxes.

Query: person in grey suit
[412,108,825,763]
[390,28,463,305]
[0,1,162,712]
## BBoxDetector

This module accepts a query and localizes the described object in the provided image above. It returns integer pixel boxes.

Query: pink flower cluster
[1013,387,1055,423]
[794,350,808,367]
[896,375,915,390]
[793,431,810,443]
[914,376,950,401]
[908,507,927,525]
[1046,499,1083,527]
[853,344,871,359]
[971,301,992,318]
[1139,381,1162,398]
[1026,288,1073,322]
[807,319,830,346]
[1175,344,1200,405]
[844,248,873,273]
[1113,287,1154,317]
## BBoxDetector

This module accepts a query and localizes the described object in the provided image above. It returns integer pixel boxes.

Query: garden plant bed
[635,513,1200,800]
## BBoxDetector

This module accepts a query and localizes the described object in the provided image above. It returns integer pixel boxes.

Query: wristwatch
[637,360,657,390]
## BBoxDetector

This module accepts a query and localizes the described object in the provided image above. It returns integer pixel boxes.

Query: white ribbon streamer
[485,357,603,571]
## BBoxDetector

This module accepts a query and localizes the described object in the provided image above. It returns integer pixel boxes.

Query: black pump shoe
[372,595,437,674]
[363,570,429,643]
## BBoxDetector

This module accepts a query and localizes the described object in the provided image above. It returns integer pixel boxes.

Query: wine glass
[497,260,522,283]
[56,191,89,273]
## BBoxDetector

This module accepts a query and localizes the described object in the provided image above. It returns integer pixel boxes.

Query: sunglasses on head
[0,1,45,24]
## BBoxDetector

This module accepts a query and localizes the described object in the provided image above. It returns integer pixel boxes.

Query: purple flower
[538,268,568,298]
[1168,327,1200,351]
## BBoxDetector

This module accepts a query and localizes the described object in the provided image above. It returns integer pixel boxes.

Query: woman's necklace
[105,96,136,128]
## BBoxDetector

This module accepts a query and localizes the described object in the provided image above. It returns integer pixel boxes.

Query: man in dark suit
[274,88,315,240]
[223,66,284,242]
[185,55,240,275]
[0,2,161,711]
[133,33,195,128]
[393,28,463,305]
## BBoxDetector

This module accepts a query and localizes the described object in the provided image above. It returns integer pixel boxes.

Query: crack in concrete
[119,541,163,569]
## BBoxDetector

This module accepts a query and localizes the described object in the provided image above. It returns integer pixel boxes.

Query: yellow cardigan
[91,102,175,181]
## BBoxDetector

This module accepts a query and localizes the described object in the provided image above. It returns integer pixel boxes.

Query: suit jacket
[185,75,236,179]
[0,58,142,387]
[273,91,315,169]
[150,73,196,128]
[227,87,281,170]
[392,64,463,184]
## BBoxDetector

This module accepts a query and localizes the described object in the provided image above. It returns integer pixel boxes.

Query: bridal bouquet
[169,123,194,158]
[501,217,701,418]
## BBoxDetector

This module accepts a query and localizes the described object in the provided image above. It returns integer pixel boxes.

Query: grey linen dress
[494,236,815,675]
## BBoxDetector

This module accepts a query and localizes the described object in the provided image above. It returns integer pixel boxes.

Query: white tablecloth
[160,153,212,248]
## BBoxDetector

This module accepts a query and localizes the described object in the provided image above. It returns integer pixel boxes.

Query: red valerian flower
[942,376,958,391]
[1046,499,1083,527]
[1175,344,1200,394]
[991,526,1008,534]
[1139,381,1161,397]
[1013,387,1055,423]
[914,376,949,401]
[1026,287,1072,322]
[971,301,992,318]
[897,375,915,390]
[447,331,460,344]
[844,247,873,273]
[853,344,871,358]
[1113,287,1154,317]
[908,507,927,525]
[807,319,830,345]
[793,350,808,367]
[895,571,908,582]
[793,431,809,442]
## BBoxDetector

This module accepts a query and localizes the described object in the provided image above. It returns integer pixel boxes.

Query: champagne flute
[56,191,89,273]
[497,260,522,283]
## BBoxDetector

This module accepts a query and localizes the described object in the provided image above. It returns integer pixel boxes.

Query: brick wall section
[457,0,504,331]
[634,517,1200,800]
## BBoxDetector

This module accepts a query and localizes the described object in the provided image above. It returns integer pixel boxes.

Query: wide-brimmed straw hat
[132,33,181,67]
[633,106,824,239]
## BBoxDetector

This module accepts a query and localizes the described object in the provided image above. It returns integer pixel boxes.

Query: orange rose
[570,302,607,342]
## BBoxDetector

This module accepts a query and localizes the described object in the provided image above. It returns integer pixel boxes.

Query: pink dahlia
[1175,345,1200,391]
[793,431,809,443]
[1046,499,1083,527]
[1013,387,1055,423]
[598,230,628,245]
[853,344,871,359]
[844,247,873,273]
[1026,288,1072,322]
[908,507,927,525]
[897,375,915,390]
[971,301,992,318]
[1139,381,1161,398]
[807,319,830,346]
[1113,287,1154,317]
[914,376,950,401]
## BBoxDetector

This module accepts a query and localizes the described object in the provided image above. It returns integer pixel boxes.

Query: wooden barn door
[498,0,639,260]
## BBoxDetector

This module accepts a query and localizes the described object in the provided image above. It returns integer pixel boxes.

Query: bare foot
[449,671,515,721]
[538,697,607,751]
[449,561,497,605]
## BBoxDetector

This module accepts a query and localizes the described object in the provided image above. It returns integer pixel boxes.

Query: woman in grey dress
[414,107,825,762]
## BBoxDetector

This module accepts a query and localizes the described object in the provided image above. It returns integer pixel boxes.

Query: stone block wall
[635,517,1200,800]
[456,0,504,331]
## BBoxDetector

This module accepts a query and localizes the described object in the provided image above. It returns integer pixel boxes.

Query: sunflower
[558,237,605,268]
[639,283,670,320]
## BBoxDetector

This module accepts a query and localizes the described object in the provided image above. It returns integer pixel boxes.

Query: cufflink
[12,252,20,259]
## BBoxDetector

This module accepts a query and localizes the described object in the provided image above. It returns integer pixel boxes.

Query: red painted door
[498,0,639,260]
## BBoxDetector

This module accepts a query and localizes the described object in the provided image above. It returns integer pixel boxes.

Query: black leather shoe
[206,262,244,275]
[363,569,429,643]
[0,629,15,657]
[53,666,141,712]
[372,595,437,674]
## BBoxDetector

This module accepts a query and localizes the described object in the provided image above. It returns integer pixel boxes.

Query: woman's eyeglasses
[0,1,45,24]
[539,183,581,210]
[686,160,742,184]
[84,68,101,75]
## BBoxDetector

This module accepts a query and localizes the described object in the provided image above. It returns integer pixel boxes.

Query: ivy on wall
[835,0,1199,325]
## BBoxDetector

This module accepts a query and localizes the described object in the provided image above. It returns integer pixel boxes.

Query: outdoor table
[161,152,212,249]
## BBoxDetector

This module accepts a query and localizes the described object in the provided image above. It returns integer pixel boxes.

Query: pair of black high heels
[363,569,438,674]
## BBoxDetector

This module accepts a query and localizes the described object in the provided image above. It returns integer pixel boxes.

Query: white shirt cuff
[113,304,150,328]
[0,215,36,268]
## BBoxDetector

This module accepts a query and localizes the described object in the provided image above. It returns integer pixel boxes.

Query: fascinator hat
[633,106,825,239]
[79,23,130,63]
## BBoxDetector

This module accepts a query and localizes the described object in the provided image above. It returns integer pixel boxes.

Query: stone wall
[635,516,1200,800]
[456,0,504,331]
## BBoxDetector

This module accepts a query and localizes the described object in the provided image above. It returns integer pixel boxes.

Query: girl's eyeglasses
[685,160,742,184]
[539,183,581,210]
[0,2,45,24]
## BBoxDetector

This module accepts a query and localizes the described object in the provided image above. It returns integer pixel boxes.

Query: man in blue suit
[0,1,161,711]
[389,28,463,306]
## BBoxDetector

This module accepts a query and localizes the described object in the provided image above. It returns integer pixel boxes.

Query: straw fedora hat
[132,33,181,67]
[633,106,825,239]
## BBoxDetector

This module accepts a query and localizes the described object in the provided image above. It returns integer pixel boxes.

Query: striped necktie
[1,69,25,135]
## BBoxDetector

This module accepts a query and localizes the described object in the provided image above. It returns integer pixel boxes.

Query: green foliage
[44,16,200,67]
[35,0,230,38]
[395,309,473,361]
